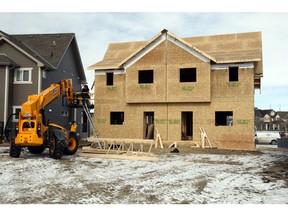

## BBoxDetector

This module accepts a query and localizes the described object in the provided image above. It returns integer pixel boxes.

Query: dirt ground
[0,141,288,204]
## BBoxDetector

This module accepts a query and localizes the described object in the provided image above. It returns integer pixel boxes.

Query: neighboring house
[0,30,89,139]
[255,108,288,131]
[88,29,263,151]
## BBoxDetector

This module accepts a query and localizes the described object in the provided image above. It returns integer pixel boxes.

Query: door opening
[144,112,154,139]
[181,112,193,140]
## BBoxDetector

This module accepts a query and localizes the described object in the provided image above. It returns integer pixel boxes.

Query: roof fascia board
[55,35,74,69]
[211,62,254,70]
[67,36,87,81]
[166,33,211,63]
[122,33,166,69]
[0,37,44,67]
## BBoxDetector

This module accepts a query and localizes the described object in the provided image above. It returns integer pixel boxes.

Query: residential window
[14,68,32,83]
[106,73,114,86]
[229,67,238,82]
[110,112,124,125]
[13,106,22,122]
[180,68,197,82]
[138,70,153,84]
[215,111,233,126]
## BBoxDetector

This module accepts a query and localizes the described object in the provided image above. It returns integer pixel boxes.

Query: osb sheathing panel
[125,40,211,103]
[94,98,255,151]
[125,41,166,103]
[184,32,262,76]
[211,68,254,100]
[94,73,126,103]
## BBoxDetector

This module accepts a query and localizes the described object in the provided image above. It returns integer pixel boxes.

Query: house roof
[88,29,263,75]
[0,53,19,66]
[0,30,86,82]
[13,33,74,69]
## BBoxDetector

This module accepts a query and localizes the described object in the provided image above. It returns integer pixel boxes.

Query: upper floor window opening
[229,67,238,82]
[106,73,114,86]
[14,68,32,84]
[180,68,197,82]
[138,70,154,84]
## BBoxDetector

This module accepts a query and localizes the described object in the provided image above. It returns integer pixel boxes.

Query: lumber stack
[79,138,159,161]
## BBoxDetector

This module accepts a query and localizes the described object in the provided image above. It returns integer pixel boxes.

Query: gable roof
[0,53,19,66]
[88,29,262,74]
[0,30,86,81]
[13,33,74,69]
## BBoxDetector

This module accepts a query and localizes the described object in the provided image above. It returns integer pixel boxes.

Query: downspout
[38,67,42,93]
[3,65,10,127]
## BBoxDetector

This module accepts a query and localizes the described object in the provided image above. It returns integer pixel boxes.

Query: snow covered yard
[0,146,288,204]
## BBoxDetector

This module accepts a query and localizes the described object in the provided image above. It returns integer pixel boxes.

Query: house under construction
[88,29,263,151]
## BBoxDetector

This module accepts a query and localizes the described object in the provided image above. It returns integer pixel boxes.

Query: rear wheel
[271,140,277,145]
[63,133,79,155]
[10,140,21,158]
[28,145,45,154]
[49,135,63,159]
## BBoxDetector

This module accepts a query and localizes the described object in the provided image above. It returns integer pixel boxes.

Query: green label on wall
[181,86,194,91]
[139,84,151,89]
[155,119,180,124]
[96,118,107,124]
[236,119,250,125]
[107,86,117,91]
[226,82,240,87]
[169,119,180,124]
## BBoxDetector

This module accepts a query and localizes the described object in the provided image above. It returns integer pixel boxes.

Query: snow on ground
[0,147,288,204]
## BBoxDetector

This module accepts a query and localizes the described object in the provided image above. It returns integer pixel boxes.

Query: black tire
[28,145,45,154]
[49,135,63,159]
[271,140,277,145]
[10,140,21,158]
[63,133,79,155]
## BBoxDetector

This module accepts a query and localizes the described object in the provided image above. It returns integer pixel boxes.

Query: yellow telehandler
[7,79,87,159]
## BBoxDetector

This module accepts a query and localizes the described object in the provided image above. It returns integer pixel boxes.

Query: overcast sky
[1,6,288,111]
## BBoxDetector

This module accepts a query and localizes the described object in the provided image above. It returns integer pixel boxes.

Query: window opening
[138,70,153,84]
[215,111,233,126]
[110,112,124,125]
[229,67,238,82]
[106,73,114,86]
[180,68,196,82]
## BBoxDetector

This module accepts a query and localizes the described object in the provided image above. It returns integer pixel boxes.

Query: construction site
[1,28,288,205]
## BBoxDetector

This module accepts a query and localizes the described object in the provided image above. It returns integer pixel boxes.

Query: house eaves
[0,35,50,68]
[0,53,20,66]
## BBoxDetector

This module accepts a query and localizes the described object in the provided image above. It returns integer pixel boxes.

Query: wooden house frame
[88,29,263,150]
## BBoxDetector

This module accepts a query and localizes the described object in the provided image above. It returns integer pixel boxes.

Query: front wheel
[10,140,21,158]
[63,133,79,155]
[271,140,277,145]
[49,135,63,159]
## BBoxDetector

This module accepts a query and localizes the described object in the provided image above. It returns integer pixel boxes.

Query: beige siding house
[88,29,263,151]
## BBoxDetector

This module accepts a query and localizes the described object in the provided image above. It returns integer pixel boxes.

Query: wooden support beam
[79,153,159,162]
